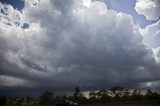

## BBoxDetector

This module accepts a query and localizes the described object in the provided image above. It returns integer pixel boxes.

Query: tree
[74,87,84,99]
[131,89,143,101]
[122,89,130,101]
[110,86,124,93]
[39,91,55,105]
[0,96,7,106]
[145,89,160,100]
[26,96,36,105]
[98,89,111,103]
[89,91,97,103]
[26,96,35,103]
[89,91,96,98]
[110,86,124,101]
[73,87,87,104]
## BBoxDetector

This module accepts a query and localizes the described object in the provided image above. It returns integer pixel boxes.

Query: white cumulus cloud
[135,0,160,20]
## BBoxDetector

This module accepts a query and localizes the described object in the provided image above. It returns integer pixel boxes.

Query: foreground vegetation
[0,86,160,106]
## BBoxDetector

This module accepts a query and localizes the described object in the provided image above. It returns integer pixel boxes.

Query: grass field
[81,101,160,106]
[81,103,160,106]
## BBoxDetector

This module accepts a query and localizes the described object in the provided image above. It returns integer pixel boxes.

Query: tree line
[1,86,160,106]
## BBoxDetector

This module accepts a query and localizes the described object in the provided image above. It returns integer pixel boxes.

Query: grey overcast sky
[0,0,160,96]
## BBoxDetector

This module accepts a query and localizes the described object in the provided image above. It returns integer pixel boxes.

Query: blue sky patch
[0,0,24,10]
[103,0,154,28]
[21,23,29,29]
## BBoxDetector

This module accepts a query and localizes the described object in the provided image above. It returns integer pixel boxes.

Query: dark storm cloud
[20,57,48,72]
[0,0,160,95]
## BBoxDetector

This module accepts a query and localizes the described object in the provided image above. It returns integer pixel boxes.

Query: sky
[0,0,24,10]
[0,0,160,96]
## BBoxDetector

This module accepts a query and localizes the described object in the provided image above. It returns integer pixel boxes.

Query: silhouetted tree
[0,96,7,106]
[99,89,111,103]
[39,91,55,105]
[74,87,84,99]
[110,86,124,101]
[89,91,97,103]
[145,89,160,100]
[73,87,87,104]
[89,91,96,98]
[131,89,143,101]
[26,96,35,103]
[122,89,130,101]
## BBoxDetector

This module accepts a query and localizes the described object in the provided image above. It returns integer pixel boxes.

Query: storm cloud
[0,0,160,95]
